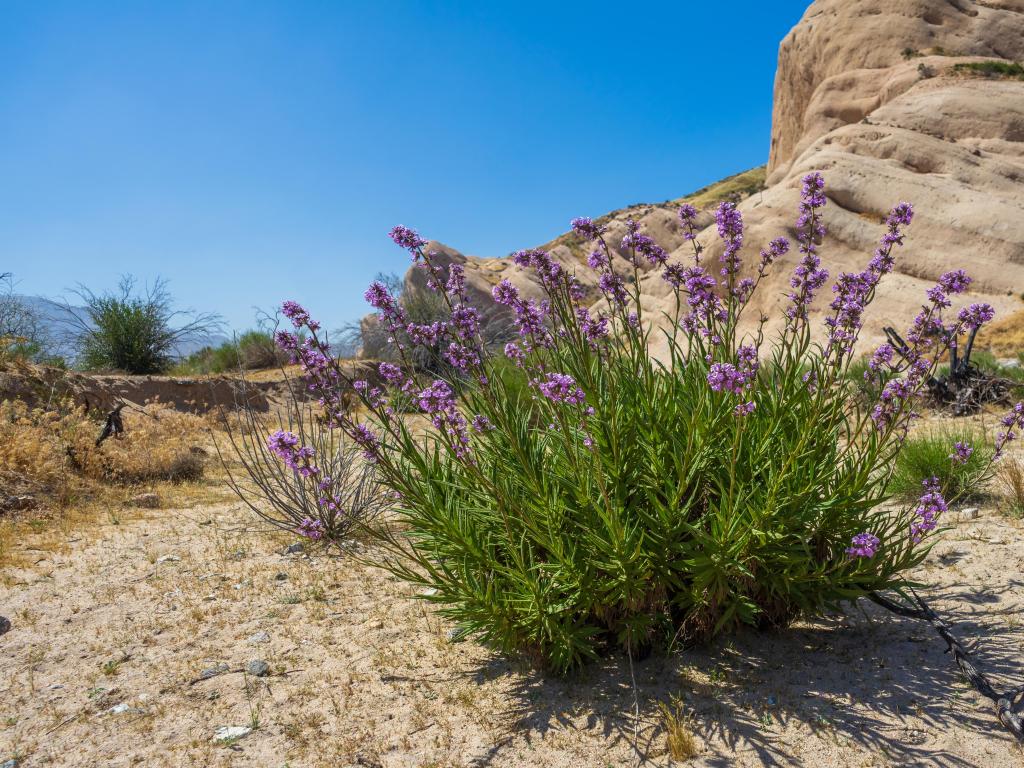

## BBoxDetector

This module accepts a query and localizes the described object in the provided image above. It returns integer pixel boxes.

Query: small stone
[445,628,460,643]
[274,572,288,581]
[962,507,980,520]
[128,493,160,509]
[2,758,20,768]
[212,725,252,743]
[107,702,131,714]
[247,631,270,645]
[246,659,270,677]
[284,542,304,555]
[156,555,180,564]
[198,663,230,681]
[0,616,11,636]
[1,494,36,512]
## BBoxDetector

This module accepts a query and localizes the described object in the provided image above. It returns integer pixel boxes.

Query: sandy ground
[1,493,1022,768]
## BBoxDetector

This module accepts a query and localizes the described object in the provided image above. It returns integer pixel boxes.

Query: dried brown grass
[0,398,225,569]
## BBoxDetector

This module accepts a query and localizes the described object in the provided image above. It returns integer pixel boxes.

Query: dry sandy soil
[1,462,1023,767]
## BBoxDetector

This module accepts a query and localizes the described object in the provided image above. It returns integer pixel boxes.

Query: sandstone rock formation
[371,0,1024,358]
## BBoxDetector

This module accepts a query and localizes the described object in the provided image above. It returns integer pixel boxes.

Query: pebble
[246,659,270,677]
[198,663,230,681]
[285,542,304,555]
[2,759,19,768]
[445,628,460,643]
[274,572,288,581]
[1,494,36,512]
[0,616,10,636]
[247,631,270,644]
[156,555,180,564]
[212,725,252,743]
[962,507,980,519]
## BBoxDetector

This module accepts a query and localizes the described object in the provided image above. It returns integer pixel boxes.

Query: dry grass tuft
[997,458,1024,517]
[976,307,1024,358]
[659,697,700,761]
[0,398,221,569]
[0,399,208,494]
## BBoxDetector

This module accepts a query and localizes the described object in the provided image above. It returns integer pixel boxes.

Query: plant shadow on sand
[465,580,1024,767]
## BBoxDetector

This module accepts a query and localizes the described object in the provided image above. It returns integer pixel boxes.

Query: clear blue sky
[0,1,810,332]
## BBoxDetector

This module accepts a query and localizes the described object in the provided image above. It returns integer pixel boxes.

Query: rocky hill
[374,0,1024,356]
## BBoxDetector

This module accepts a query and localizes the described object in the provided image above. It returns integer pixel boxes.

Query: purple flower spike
[388,225,427,254]
[910,477,947,543]
[281,301,319,331]
[714,201,744,278]
[571,217,605,241]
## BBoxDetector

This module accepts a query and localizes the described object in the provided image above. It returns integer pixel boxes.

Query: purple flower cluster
[417,380,471,460]
[537,372,587,406]
[871,376,914,431]
[678,204,699,243]
[571,217,605,241]
[734,400,756,416]
[758,237,789,277]
[599,272,628,306]
[846,532,880,558]
[388,225,427,255]
[707,363,747,395]
[267,429,319,477]
[995,401,1024,459]
[822,201,915,361]
[281,301,319,332]
[576,307,609,347]
[622,219,668,267]
[867,343,894,375]
[957,302,995,330]
[910,477,947,543]
[491,279,553,349]
[679,266,726,338]
[513,248,563,288]
[949,441,973,465]
[351,423,381,462]
[296,517,326,541]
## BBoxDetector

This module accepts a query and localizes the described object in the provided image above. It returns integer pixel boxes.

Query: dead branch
[870,589,1024,743]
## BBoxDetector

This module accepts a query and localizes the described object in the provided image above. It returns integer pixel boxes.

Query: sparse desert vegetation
[4,0,1024,765]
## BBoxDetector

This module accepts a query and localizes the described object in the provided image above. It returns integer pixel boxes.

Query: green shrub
[277,176,1009,673]
[952,60,1024,79]
[889,426,994,501]
[64,276,221,374]
[174,330,285,375]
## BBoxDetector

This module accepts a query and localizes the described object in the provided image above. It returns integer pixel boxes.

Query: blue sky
[0,1,810,332]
